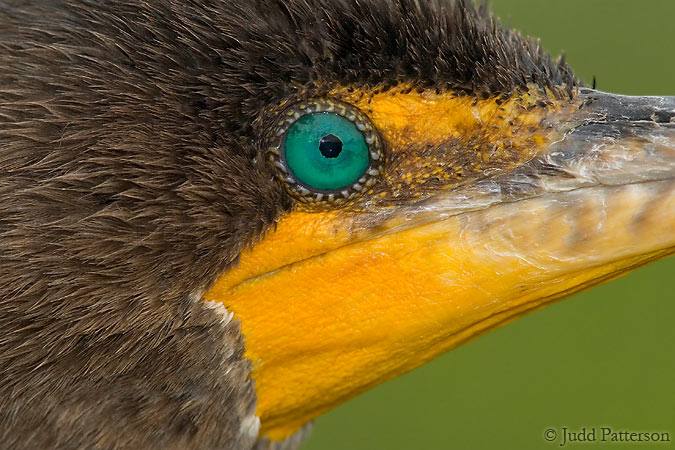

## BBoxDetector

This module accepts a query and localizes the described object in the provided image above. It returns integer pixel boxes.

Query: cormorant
[1,0,673,449]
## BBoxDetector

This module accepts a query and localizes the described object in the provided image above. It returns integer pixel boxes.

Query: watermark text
[544,427,671,447]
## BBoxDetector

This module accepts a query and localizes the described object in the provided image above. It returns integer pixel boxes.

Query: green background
[302,1,675,449]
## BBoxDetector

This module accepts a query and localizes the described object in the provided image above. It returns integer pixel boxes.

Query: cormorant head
[202,0,674,439]
[1,0,673,445]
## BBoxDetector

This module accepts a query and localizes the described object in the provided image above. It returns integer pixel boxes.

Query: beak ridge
[536,89,675,189]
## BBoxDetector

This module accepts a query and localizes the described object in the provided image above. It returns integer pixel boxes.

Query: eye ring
[267,98,385,206]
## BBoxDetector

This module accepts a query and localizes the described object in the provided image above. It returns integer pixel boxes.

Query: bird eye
[269,99,384,205]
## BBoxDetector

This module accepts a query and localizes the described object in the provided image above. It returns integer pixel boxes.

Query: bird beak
[205,88,674,440]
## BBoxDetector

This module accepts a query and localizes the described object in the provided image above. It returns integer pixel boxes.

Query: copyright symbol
[544,428,557,442]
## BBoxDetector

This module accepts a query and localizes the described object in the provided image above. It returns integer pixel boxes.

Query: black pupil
[319,134,343,159]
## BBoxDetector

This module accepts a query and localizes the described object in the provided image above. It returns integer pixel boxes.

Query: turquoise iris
[284,113,370,191]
